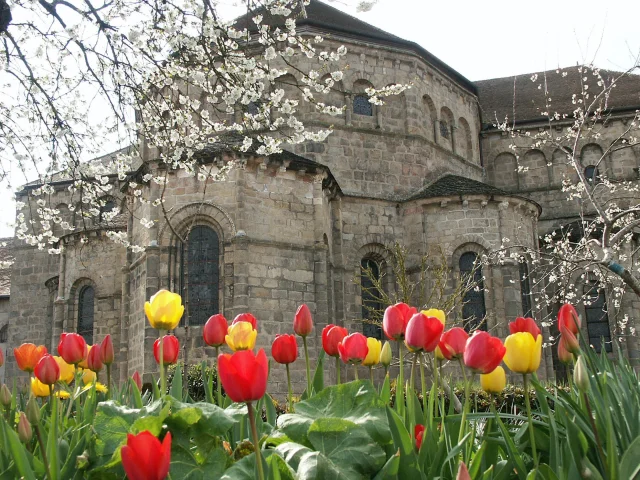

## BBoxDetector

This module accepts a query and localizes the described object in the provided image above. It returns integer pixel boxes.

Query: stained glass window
[520,262,533,318]
[184,226,220,326]
[247,102,260,115]
[361,258,383,339]
[99,200,116,223]
[78,286,94,344]
[584,165,600,184]
[460,252,486,331]
[353,94,373,116]
[584,283,611,353]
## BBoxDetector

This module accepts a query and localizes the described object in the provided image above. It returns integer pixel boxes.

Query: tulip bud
[87,345,104,372]
[379,341,392,367]
[0,384,11,408]
[18,412,32,443]
[132,371,142,390]
[100,335,114,365]
[293,304,313,337]
[0,347,4,368]
[34,354,60,385]
[557,338,573,364]
[26,396,40,425]
[574,355,589,393]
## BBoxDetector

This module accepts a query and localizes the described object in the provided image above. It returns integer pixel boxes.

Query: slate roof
[407,175,508,200]
[475,66,640,127]
[234,0,476,93]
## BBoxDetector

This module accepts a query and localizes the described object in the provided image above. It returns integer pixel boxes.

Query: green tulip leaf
[277,380,391,447]
[307,418,386,478]
[620,436,640,480]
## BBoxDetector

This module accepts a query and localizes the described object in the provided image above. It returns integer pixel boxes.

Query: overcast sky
[1,0,639,237]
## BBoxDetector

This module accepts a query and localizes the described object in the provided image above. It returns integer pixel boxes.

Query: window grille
[460,252,486,331]
[78,286,95,344]
[361,258,383,339]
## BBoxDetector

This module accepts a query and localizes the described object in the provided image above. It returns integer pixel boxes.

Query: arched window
[584,165,600,184]
[183,226,220,326]
[353,94,372,116]
[0,324,7,343]
[78,286,95,344]
[519,262,533,318]
[584,282,611,353]
[459,252,486,331]
[361,257,383,339]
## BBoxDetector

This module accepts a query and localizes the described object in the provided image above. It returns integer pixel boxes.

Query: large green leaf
[220,451,293,480]
[296,451,344,480]
[169,441,229,479]
[307,418,386,478]
[168,398,235,436]
[277,381,391,447]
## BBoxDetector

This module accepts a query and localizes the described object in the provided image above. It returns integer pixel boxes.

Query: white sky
[2,0,639,237]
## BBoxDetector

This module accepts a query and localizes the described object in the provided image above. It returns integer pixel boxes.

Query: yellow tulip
[31,377,51,397]
[503,332,542,374]
[54,356,75,384]
[144,289,184,331]
[434,346,445,361]
[55,390,71,399]
[379,341,392,367]
[225,321,257,352]
[362,337,382,366]
[82,369,97,385]
[481,365,506,393]
[421,309,446,325]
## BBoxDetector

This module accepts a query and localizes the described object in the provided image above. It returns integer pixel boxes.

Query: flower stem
[369,366,374,385]
[247,402,265,480]
[458,358,470,444]
[353,364,359,380]
[106,365,112,400]
[35,424,52,480]
[215,346,222,406]
[285,363,293,412]
[159,330,166,396]
[302,336,312,396]
[583,392,607,470]
[410,352,418,395]
[419,354,427,413]
[398,342,405,417]
[523,374,538,467]
[335,357,341,385]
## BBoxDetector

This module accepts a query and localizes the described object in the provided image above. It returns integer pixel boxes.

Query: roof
[475,66,640,126]
[234,0,476,94]
[407,175,508,201]
[0,238,13,296]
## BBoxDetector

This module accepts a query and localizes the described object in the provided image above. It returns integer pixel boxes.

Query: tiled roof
[234,0,476,93]
[475,66,640,126]
[407,175,508,201]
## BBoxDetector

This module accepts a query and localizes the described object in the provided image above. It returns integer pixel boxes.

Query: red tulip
[383,303,417,340]
[232,313,257,330]
[405,313,444,353]
[0,347,4,368]
[294,304,313,337]
[218,349,268,403]
[271,334,298,365]
[132,371,143,390]
[557,338,573,364]
[121,431,172,480]
[34,354,60,386]
[58,333,87,366]
[414,424,425,450]
[558,303,580,335]
[509,317,541,338]
[153,335,180,366]
[338,332,369,364]
[463,331,506,374]
[322,324,349,357]
[14,343,48,373]
[87,344,104,372]
[203,314,228,347]
[560,325,580,354]
[100,335,114,365]
[438,327,469,360]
